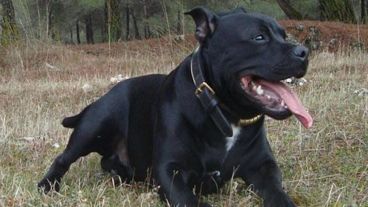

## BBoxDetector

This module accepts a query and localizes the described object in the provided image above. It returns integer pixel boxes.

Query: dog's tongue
[257,79,313,128]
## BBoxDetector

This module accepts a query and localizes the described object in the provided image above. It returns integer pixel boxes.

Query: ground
[0,20,367,206]
[279,20,368,51]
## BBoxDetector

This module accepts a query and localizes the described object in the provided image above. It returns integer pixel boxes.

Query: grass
[0,38,367,206]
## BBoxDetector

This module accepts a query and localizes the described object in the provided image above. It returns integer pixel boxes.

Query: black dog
[38,7,313,207]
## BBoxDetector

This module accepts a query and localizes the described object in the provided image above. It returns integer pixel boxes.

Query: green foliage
[2,0,366,44]
[0,18,19,46]
[241,0,285,19]
[106,0,121,42]
[0,0,19,46]
[291,0,320,19]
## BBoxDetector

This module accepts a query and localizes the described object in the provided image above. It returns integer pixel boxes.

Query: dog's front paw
[37,178,60,194]
[196,171,223,195]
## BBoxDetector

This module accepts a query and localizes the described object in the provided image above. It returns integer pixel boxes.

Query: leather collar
[190,47,263,137]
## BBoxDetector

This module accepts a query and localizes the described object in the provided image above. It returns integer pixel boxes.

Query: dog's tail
[61,105,90,128]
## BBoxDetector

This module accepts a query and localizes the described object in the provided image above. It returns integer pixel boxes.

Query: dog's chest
[225,125,241,151]
[202,125,241,173]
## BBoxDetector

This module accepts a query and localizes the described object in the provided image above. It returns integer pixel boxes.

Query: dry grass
[0,38,367,206]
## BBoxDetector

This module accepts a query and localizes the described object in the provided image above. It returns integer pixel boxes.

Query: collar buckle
[195,82,215,97]
[190,47,233,137]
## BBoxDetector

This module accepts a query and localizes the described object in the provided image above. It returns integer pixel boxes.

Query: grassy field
[0,38,367,207]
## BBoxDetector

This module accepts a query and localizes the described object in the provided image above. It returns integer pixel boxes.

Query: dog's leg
[156,163,211,207]
[238,160,295,207]
[235,130,296,207]
[100,154,133,183]
[100,136,133,182]
[37,128,97,193]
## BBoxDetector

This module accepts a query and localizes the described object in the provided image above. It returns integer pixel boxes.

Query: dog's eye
[254,35,265,41]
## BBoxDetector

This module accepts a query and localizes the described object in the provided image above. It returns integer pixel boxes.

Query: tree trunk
[125,3,130,41]
[0,0,19,45]
[366,0,368,22]
[131,9,140,40]
[362,0,366,23]
[319,0,357,23]
[85,14,94,44]
[70,28,73,44]
[144,24,151,39]
[101,26,106,42]
[112,0,121,40]
[105,0,111,41]
[102,2,108,42]
[47,0,55,40]
[106,0,121,42]
[76,20,81,44]
[276,0,303,20]
[90,16,94,44]
[176,9,182,34]
[143,0,150,39]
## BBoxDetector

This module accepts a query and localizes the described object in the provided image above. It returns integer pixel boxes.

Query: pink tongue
[257,80,313,128]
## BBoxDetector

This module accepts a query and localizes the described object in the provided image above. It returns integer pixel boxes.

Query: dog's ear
[185,6,217,44]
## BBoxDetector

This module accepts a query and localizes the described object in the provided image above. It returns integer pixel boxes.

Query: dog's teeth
[285,78,293,83]
[252,84,257,91]
[256,85,264,95]
[281,100,288,109]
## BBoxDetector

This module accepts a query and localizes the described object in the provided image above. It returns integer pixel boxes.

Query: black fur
[38,7,309,207]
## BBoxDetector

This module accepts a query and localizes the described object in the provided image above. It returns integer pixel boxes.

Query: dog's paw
[37,178,60,194]
[196,171,223,195]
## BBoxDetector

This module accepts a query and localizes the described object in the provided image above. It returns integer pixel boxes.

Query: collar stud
[238,115,263,126]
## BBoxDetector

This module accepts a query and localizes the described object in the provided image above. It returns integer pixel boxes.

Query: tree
[67,0,104,43]
[276,0,303,20]
[176,9,182,34]
[85,13,94,44]
[131,9,141,39]
[76,20,81,44]
[130,0,161,39]
[142,0,151,39]
[10,0,365,44]
[105,0,121,42]
[125,2,130,40]
[0,0,19,45]
[34,0,56,40]
[362,0,367,23]
[319,0,357,23]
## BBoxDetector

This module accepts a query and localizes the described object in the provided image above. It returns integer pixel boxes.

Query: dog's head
[186,7,312,128]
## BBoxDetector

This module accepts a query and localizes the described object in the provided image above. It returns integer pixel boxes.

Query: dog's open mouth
[240,75,313,128]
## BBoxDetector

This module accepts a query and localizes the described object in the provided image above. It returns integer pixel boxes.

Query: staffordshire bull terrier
[38,7,312,207]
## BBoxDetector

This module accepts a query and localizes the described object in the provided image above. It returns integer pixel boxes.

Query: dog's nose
[292,45,309,78]
[293,45,309,61]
